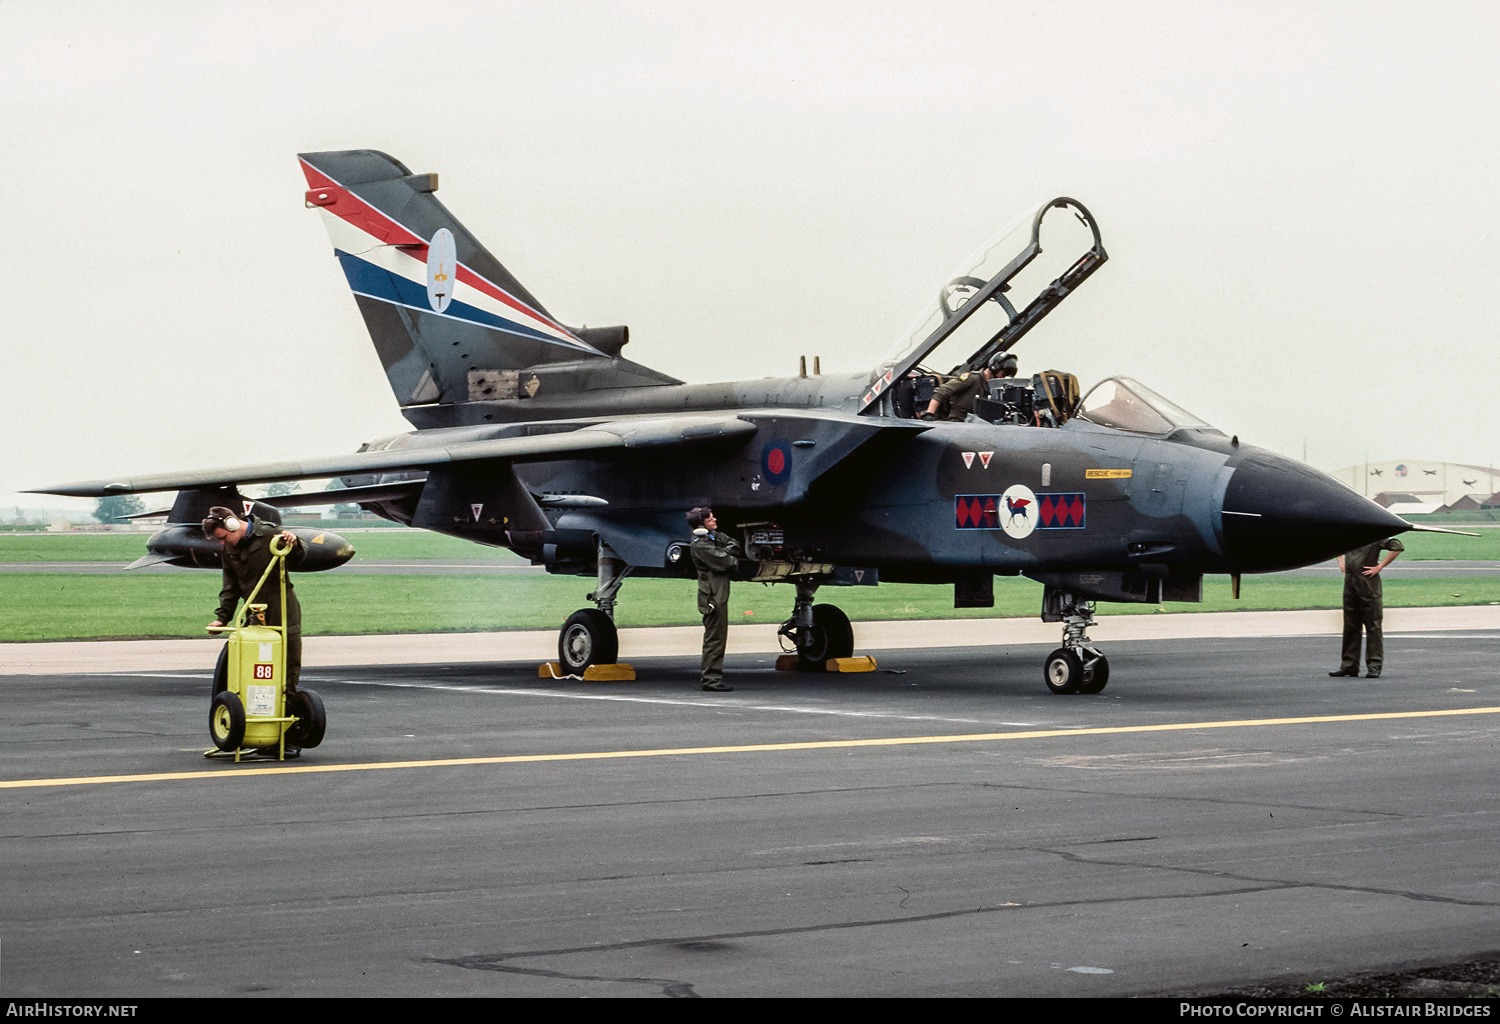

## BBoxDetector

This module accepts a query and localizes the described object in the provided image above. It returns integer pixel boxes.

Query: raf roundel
[762,442,792,486]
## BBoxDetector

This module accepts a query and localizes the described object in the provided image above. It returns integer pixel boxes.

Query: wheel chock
[775,654,877,672]
[583,663,635,681]
[539,662,637,681]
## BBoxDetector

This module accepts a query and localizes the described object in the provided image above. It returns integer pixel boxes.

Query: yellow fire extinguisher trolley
[205,535,326,761]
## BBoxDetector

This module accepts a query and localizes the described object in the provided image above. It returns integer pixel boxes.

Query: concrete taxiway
[2,611,1498,997]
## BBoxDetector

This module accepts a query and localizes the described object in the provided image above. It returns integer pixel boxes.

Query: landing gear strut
[1041,590,1109,694]
[778,579,854,670]
[557,542,630,672]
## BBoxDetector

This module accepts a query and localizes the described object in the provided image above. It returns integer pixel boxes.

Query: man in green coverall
[688,507,739,692]
[1329,536,1404,679]
[922,352,1016,421]
[203,506,305,692]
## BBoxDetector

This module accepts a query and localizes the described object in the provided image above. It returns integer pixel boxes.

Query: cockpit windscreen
[1077,377,1213,435]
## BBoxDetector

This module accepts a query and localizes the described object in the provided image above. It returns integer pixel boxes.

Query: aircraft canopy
[861,197,1107,413]
[1076,376,1212,435]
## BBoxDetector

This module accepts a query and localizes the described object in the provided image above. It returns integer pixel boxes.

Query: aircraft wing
[33,415,758,498]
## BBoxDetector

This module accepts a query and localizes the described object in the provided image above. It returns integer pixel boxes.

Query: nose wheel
[1043,647,1109,694]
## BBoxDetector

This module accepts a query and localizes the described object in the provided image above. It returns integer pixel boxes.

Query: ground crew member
[687,506,738,692]
[923,352,1016,421]
[1329,536,1403,679]
[203,506,305,692]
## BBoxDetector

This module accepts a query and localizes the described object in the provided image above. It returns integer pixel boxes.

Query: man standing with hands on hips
[1330,536,1403,679]
[688,507,738,693]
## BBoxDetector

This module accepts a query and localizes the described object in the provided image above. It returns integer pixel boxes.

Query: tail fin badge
[426,228,457,313]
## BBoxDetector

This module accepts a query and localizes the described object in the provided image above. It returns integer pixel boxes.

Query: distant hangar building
[1328,460,1500,515]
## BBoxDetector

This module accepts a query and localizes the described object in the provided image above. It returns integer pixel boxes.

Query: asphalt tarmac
[2,619,1498,998]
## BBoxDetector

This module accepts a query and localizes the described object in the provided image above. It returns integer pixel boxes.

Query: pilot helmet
[988,352,1018,378]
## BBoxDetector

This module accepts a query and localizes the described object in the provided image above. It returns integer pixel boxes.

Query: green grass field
[3,570,1497,643]
[3,528,1496,641]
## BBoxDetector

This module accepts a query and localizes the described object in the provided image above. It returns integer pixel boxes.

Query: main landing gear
[1041,590,1109,695]
[552,545,860,675]
[778,580,855,670]
[557,542,630,673]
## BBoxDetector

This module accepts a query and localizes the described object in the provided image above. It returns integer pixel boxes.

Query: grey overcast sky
[3,0,1497,515]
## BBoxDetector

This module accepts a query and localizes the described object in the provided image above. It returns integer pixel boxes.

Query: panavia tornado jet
[37,149,1425,693]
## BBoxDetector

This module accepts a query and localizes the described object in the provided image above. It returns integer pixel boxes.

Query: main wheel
[211,644,229,701]
[796,604,855,669]
[558,608,618,672]
[1078,654,1110,694]
[210,691,246,751]
[1043,648,1084,694]
[286,689,327,748]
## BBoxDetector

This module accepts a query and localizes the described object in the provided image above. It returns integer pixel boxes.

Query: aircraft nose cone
[1220,452,1408,573]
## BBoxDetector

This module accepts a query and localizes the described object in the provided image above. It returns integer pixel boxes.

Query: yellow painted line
[3,706,1499,791]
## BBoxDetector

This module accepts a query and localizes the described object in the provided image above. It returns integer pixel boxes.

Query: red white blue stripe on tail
[299,158,602,356]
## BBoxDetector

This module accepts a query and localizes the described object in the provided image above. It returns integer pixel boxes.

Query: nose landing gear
[1041,590,1109,694]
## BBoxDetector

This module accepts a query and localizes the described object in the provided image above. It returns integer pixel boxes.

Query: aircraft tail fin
[298,150,674,421]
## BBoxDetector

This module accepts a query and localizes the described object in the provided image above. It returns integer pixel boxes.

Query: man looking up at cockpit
[687,506,738,693]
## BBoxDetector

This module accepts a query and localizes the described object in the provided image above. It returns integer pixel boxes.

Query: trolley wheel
[1078,654,1110,694]
[210,691,246,751]
[211,643,229,701]
[286,689,327,748]
[558,608,618,672]
[1044,648,1084,695]
[797,604,855,669]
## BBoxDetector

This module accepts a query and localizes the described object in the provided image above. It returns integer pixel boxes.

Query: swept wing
[36,415,757,498]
